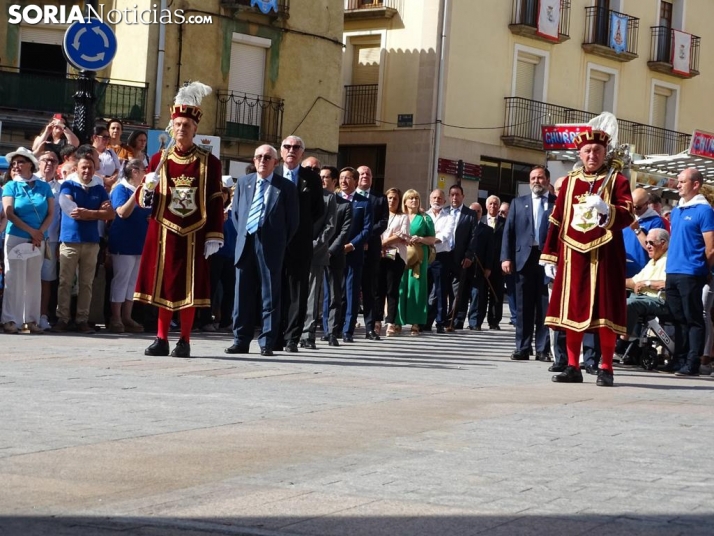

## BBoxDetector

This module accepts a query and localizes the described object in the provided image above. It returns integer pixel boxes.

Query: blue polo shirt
[667,202,714,276]
[623,213,666,277]
[2,179,55,239]
[59,180,110,243]
[108,183,151,255]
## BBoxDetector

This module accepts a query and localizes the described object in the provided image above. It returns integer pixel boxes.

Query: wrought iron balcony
[502,97,691,156]
[344,0,401,20]
[582,6,638,61]
[0,66,148,123]
[342,84,378,126]
[215,90,284,144]
[220,0,289,17]
[648,26,700,78]
[509,0,571,43]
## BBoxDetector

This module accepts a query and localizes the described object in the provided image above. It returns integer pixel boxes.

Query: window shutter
[652,86,672,129]
[515,56,537,99]
[228,42,266,96]
[353,46,381,85]
[587,71,609,113]
[21,27,64,45]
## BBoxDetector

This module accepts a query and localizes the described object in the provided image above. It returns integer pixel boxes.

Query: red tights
[566,327,616,372]
[157,307,196,342]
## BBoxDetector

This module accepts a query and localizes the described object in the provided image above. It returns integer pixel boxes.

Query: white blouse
[381,212,410,261]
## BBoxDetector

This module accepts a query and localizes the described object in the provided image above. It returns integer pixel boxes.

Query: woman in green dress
[395,189,436,336]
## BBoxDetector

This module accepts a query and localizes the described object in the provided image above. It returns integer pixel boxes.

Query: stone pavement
[1,323,713,535]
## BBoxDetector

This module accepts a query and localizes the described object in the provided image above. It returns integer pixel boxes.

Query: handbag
[427,245,437,264]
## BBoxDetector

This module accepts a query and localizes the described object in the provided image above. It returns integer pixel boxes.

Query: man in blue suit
[338,167,372,343]
[501,165,555,360]
[226,144,298,356]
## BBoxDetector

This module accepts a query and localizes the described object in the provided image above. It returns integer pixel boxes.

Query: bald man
[624,188,666,278]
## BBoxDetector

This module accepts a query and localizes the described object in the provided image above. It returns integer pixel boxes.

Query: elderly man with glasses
[624,188,667,279]
[621,228,670,346]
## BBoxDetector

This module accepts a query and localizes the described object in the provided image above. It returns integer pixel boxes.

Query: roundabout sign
[63,18,117,71]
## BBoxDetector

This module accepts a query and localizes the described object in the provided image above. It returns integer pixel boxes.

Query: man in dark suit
[500,165,555,360]
[482,195,506,330]
[320,166,353,346]
[276,136,324,352]
[467,202,494,330]
[356,165,389,340]
[446,184,478,330]
[226,144,298,356]
[338,167,372,343]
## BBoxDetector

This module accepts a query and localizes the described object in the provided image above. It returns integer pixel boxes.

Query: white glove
[543,263,557,280]
[584,195,609,215]
[143,172,159,191]
[204,239,223,259]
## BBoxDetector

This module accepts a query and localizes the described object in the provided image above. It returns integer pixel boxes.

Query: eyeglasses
[254,154,274,161]
[98,135,110,140]
[645,240,662,246]
[282,144,302,151]
[10,160,29,167]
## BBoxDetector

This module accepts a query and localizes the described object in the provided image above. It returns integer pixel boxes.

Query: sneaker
[675,363,699,377]
[26,322,44,334]
[76,322,96,335]
[108,320,125,333]
[123,319,145,333]
[51,320,69,333]
[39,315,51,331]
[698,363,713,376]
[3,322,19,334]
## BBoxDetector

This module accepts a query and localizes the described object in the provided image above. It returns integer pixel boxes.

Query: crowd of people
[2,105,713,385]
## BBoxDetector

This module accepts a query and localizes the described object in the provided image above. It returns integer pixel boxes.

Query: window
[585,64,618,114]
[20,26,66,74]
[650,80,680,153]
[228,33,270,97]
[343,36,382,125]
[352,45,381,85]
[652,85,674,129]
[512,46,548,101]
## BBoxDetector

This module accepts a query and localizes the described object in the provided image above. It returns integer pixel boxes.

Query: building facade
[0,0,344,171]
[340,0,714,202]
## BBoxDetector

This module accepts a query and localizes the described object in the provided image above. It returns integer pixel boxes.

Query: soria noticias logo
[7,4,213,25]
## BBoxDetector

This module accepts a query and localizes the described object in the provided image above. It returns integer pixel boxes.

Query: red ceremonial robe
[134,144,224,311]
[541,170,634,335]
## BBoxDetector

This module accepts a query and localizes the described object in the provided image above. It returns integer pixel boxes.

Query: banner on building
[536,0,560,42]
[251,0,278,14]
[609,12,628,53]
[689,130,714,160]
[541,124,591,151]
[671,30,692,76]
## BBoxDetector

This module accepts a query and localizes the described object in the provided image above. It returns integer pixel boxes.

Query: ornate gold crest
[571,199,598,233]
[169,185,198,217]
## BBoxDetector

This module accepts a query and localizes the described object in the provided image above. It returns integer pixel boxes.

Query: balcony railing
[509,0,571,42]
[582,6,638,60]
[220,0,289,17]
[215,90,284,144]
[0,66,148,123]
[648,26,700,77]
[502,97,692,156]
[344,0,402,19]
[342,84,378,126]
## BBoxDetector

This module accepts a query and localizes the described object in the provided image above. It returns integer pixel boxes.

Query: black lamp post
[71,0,98,144]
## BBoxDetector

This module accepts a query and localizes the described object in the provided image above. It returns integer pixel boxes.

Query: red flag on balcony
[536,0,560,42]
[672,30,692,76]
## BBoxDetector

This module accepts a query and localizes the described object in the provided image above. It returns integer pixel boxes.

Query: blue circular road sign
[63,18,117,71]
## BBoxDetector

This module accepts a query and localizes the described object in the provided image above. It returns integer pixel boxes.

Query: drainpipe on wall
[153,0,167,128]
[431,0,450,191]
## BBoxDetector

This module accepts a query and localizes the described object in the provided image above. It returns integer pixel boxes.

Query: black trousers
[279,255,312,345]
[485,270,504,327]
[376,255,405,324]
[361,251,381,332]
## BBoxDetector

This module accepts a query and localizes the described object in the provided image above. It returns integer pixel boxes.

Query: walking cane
[474,256,500,304]
[446,264,469,332]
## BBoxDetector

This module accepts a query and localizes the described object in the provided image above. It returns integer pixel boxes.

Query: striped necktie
[246,179,267,235]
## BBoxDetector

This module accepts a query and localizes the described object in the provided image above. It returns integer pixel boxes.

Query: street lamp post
[71,0,98,144]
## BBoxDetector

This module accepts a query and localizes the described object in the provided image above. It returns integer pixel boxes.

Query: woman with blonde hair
[378,187,410,337]
[395,189,435,336]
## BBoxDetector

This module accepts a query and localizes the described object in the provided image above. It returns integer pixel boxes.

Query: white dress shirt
[426,207,455,253]
[381,212,410,261]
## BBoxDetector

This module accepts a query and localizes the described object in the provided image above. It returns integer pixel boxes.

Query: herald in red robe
[134,145,224,311]
[541,170,634,335]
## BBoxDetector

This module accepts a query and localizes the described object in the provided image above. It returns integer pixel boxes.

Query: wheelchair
[619,313,676,371]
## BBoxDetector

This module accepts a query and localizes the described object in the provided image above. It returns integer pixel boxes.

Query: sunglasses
[254,154,274,161]
[645,240,661,246]
[282,144,302,151]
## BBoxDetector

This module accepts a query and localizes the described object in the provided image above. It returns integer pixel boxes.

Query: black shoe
[584,364,599,375]
[510,350,530,361]
[489,324,501,331]
[170,338,191,358]
[225,344,249,354]
[320,335,329,342]
[285,341,299,353]
[596,368,614,386]
[300,338,317,349]
[453,322,464,330]
[145,337,169,356]
[552,365,584,383]
[436,325,445,334]
[343,334,354,343]
[366,330,381,341]
[535,352,552,362]
[657,359,683,373]
[548,363,567,372]
[328,335,340,347]
[260,347,273,356]
[675,363,699,377]
[469,326,482,331]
